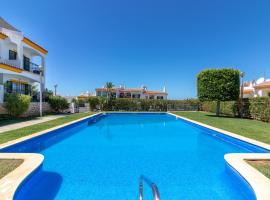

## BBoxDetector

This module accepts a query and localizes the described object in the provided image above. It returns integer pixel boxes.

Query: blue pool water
[1,113,268,200]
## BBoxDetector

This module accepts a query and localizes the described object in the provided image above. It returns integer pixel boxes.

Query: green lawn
[247,160,270,179]
[171,111,270,145]
[0,112,95,145]
[0,159,23,179]
[0,115,38,127]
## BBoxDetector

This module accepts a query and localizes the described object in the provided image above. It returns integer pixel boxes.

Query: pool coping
[0,153,44,200]
[168,112,270,200]
[0,112,101,200]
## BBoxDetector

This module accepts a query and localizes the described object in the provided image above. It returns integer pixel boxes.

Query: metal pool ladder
[139,175,160,200]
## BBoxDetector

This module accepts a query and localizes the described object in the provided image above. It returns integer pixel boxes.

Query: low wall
[0,102,52,117]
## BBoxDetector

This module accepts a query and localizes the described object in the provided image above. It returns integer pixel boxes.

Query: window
[5,81,31,95]
[132,94,141,99]
[23,56,30,71]
[9,50,17,60]
[268,92,270,97]
[124,92,131,98]
[157,96,164,99]
[97,91,101,96]
[149,95,155,99]
[119,92,124,98]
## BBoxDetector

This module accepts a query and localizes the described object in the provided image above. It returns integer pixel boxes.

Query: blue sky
[2,0,270,99]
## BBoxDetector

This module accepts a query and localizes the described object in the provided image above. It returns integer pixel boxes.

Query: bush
[88,97,100,111]
[97,98,199,111]
[4,94,31,117]
[197,68,240,115]
[250,97,270,122]
[48,96,69,113]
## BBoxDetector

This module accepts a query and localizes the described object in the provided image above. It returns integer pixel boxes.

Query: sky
[2,0,270,99]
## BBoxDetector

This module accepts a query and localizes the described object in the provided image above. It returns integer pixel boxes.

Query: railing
[29,62,41,75]
[0,57,21,69]
[0,57,42,75]
[139,175,160,200]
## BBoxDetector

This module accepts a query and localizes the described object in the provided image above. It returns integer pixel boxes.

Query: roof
[0,17,20,32]
[96,88,143,92]
[254,81,270,89]
[243,88,254,94]
[95,87,167,95]
[145,91,167,95]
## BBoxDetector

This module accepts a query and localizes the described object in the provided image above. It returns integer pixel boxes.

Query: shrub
[98,98,199,111]
[197,68,240,116]
[88,97,100,111]
[4,93,31,117]
[48,96,69,113]
[250,97,270,122]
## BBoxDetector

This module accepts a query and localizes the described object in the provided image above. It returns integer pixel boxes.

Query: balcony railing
[28,62,41,75]
[0,57,21,69]
[0,57,42,75]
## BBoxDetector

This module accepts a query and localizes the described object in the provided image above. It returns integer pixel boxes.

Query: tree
[197,68,240,116]
[105,82,114,99]
[88,97,100,111]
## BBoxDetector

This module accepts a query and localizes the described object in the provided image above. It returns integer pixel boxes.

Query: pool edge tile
[0,153,44,200]
[225,153,270,200]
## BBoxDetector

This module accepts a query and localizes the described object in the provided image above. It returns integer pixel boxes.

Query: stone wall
[0,102,52,116]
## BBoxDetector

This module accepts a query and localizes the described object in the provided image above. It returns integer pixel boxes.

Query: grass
[247,160,270,179]
[0,115,38,127]
[0,112,95,145]
[0,159,23,179]
[171,111,270,145]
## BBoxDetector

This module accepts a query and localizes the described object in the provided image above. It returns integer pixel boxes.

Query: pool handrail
[139,175,160,200]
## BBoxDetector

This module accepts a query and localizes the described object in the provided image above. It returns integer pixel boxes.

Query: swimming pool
[1,113,269,200]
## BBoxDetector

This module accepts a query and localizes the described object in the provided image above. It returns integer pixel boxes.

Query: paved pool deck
[0,115,66,134]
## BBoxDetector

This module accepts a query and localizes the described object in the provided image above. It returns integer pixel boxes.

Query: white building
[96,85,168,100]
[243,77,270,98]
[0,17,47,103]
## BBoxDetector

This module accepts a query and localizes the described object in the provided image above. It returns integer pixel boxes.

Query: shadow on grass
[0,115,38,127]
[205,114,239,119]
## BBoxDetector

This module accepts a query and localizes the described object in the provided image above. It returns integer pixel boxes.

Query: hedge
[249,97,270,122]
[85,97,270,123]
[86,98,200,112]
[200,99,251,118]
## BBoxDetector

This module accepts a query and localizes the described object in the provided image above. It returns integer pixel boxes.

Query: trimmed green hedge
[250,97,270,122]
[200,99,251,118]
[86,98,200,112]
[201,101,237,116]
[84,96,270,123]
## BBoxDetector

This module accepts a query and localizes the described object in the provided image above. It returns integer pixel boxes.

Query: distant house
[96,85,168,100]
[243,77,270,98]
[0,17,47,103]
[77,91,95,101]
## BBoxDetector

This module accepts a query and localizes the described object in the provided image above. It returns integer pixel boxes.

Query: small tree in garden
[197,68,240,116]
[105,82,114,99]
[5,94,31,117]
[88,97,100,111]
[48,96,69,113]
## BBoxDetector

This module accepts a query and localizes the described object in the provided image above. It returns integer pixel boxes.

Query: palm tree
[105,82,114,99]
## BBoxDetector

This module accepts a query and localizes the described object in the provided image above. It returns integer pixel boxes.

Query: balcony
[0,57,21,70]
[0,57,42,75]
[24,62,41,75]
